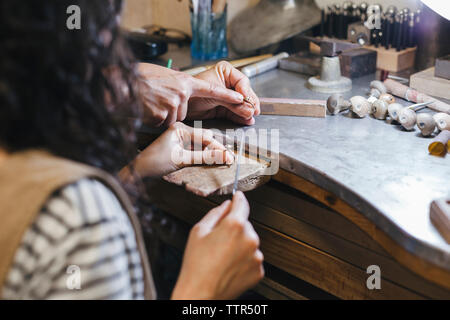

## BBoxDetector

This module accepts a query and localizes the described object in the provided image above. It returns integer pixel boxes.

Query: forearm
[118,148,175,185]
[138,62,178,78]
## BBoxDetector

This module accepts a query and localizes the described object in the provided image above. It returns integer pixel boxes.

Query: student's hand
[187,61,261,125]
[172,191,264,300]
[131,122,234,178]
[138,63,244,127]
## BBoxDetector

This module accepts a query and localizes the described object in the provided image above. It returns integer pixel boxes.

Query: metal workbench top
[243,69,450,269]
[150,47,450,269]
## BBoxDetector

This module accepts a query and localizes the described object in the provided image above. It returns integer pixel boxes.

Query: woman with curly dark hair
[0,0,263,299]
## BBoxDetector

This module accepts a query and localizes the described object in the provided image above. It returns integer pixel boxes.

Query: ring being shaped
[244,96,255,108]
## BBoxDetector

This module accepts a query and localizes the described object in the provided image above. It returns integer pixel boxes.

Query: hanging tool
[407,12,415,48]
[401,8,410,50]
[327,5,334,37]
[320,8,325,37]
[395,12,403,52]
[384,79,450,114]
[384,6,396,49]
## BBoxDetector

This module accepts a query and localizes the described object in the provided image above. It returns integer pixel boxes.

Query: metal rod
[232,134,245,196]
[408,100,435,111]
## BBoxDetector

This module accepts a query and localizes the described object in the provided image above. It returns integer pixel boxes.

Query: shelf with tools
[318,3,421,74]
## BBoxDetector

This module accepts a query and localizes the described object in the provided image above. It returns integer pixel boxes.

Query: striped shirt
[1,178,145,300]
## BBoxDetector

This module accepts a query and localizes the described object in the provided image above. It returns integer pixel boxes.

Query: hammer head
[319,38,361,57]
[301,36,361,56]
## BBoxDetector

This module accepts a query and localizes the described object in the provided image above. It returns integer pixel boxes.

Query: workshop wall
[121,0,421,34]
[121,0,259,32]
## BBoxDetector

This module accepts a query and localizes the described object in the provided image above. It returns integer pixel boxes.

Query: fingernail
[235,92,244,101]
[243,106,255,119]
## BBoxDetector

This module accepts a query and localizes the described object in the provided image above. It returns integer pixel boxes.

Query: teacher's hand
[138,63,244,127]
[188,61,260,125]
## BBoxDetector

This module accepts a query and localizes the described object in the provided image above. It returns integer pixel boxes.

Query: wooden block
[340,48,377,78]
[435,55,450,80]
[310,40,415,72]
[163,154,270,197]
[430,198,450,244]
[364,45,416,72]
[260,97,326,118]
[410,67,450,101]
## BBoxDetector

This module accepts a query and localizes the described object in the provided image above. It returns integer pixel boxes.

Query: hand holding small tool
[188,61,260,125]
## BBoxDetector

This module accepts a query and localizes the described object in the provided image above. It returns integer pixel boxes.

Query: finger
[239,86,260,117]
[177,96,189,122]
[245,222,260,247]
[201,149,234,165]
[216,62,261,116]
[152,108,169,127]
[224,109,256,126]
[204,137,228,151]
[197,200,232,233]
[163,105,178,127]
[255,250,264,263]
[216,101,255,120]
[190,77,244,104]
[181,149,234,166]
[253,250,265,280]
[225,191,250,222]
[233,249,265,289]
[196,129,227,151]
[141,96,168,127]
[213,106,255,126]
[180,126,228,151]
[232,116,255,126]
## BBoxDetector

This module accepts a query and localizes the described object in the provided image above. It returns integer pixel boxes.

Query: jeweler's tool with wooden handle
[232,134,245,195]
[398,100,434,130]
[383,79,450,114]
[259,98,326,118]
[430,197,450,244]
[182,54,273,76]
[428,130,450,157]
[241,52,289,78]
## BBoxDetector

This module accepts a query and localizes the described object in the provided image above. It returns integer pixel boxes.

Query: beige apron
[0,150,156,299]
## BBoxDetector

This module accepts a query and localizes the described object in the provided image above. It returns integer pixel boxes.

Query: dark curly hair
[0,0,141,173]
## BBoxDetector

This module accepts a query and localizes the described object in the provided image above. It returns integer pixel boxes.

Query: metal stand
[307,56,352,93]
